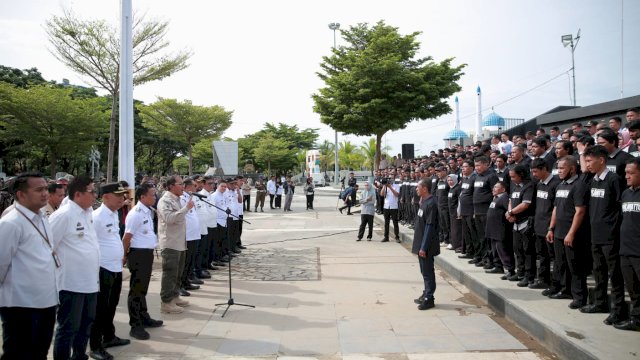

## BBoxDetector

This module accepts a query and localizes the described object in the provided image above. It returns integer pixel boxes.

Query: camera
[380,177,390,185]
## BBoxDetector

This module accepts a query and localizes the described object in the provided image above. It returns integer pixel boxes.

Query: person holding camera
[380,177,401,242]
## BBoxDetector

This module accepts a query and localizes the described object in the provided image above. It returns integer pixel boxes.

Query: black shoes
[549,292,572,299]
[142,318,164,328]
[418,297,435,310]
[580,304,609,314]
[614,319,640,331]
[501,271,515,280]
[541,288,558,297]
[507,273,522,282]
[347,212,353,215]
[458,254,472,259]
[339,208,343,214]
[485,267,504,274]
[129,326,150,340]
[603,313,627,326]
[517,279,532,287]
[356,238,362,242]
[89,349,113,360]
[102,336,130,348]
[237,245,247,250]
[527,280,549,289]
[568,300,586,309]
[190,277,204,285]
[381,238,389,242]
[395,237,401,243]
[414,294,425,304]
[482,263,494,270]
[468,259,477,264]
[184,283,200,290]
[367,237,372,241]
[195,271,211,279]
[179,288,191,297]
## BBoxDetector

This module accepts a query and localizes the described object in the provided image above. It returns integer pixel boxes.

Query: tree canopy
[312,21,465,169]
[46,8,192,181]
[140,98,232,175]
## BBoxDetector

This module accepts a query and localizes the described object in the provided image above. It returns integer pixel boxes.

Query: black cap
[100,183,127,196]
[587,120,599,127]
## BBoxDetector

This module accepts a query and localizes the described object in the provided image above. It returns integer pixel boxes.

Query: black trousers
[127,248,154,328]
[449,213,463,250]
[591,242,628,318]
[238,215,244,245]
[269,194,275,208]
[275,194,282,208]
[306,194,314,209]
[196,233,209,272]
[243,195,251,210]
[182,239,198,286]
[461,215,477,255]
[216,224,230,254]
[491,236,514,271]
[438,207,450,244]
[383,208,399,240]
[229,220,239,249]
[513,228,536,278]
[565,237,591,304]
[207,226,219,264]
[358,214,374,239]
[90,268,122,351]
[551,238,571,294]
[419,255,437,299]
[54,290,97,360]
[474,214,492,263]
[621,255,640,318]
[536,235,553,283]
[0,306,56,360]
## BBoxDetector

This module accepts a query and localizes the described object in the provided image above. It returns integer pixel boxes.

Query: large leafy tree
[313,21,465,169]
[0,66,47,88]
[0,83,109,176]
[46,8,192,181]
[140,98,232,175]
[252,134,297,175]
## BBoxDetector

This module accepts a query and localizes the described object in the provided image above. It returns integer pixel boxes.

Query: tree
[313,21,465,169]
[0,66,47,88]
[252,134,297,175]
[317,140,335,173]
[140,98,232,175]
[46,8,192,182]
[0,83,109,176]
[360,137,390,174]
[338,140,364,171]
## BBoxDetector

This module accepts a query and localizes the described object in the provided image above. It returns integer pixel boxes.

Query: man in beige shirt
[157,175,193,314]
[42,182,65,217]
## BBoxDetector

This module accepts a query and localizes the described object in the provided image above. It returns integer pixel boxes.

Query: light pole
[329,22,340,185]
[561,29,581,106]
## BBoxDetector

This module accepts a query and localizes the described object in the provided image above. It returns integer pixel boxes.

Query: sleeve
[0,220,20,283]
[158,198,189,225]
[522,184,534,203]
[124,211,138,235]
[48,211,68,250]
[574,181,589,207]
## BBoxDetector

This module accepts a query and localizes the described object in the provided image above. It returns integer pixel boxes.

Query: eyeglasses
[85,189,97,194]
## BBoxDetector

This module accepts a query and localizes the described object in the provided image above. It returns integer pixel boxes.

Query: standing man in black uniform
[581,145,629,326]
[411,179,439,310]
[546,155,591,306]
[530,158,561,289]
[507,165,536,286]
[530,137,557,172]
[473,156,499,269]
[435,166,450,246]
[616,158,640,331]
[597,129,633,188]
[458,160,477,260]
[485,181,514,278]
[494,154,511,191]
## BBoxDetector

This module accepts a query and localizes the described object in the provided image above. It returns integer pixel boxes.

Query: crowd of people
[0,172,257,360]
[362,107,640,330]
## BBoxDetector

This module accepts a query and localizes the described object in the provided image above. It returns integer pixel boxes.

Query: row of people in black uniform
[375,130,640,331]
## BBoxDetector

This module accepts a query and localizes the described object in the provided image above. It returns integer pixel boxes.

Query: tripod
[191,193,255,317]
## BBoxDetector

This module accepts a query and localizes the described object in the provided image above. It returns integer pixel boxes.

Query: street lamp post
[329,22,340,185]
[561,29,581,106]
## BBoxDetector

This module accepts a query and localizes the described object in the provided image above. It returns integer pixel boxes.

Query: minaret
[454,96,460,130]
[476,85,482,140]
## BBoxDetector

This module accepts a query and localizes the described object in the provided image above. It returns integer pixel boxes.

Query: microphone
[188,192,207,199]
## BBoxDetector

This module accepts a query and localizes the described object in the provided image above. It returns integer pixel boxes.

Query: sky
[1,0,638,157]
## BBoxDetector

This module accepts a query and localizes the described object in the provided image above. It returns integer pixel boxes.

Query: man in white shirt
[0,172,58,359]
[266,176,277,209]
[227,179,243,255]
[213,180,232,262]
[195,176,216,279]
[123,183,163,341]
[180,178,202,296]
[89,183,130,360]
[380,179,401,242]
[50,175,101,360]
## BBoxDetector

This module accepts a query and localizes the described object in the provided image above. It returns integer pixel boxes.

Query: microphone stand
[190,193,254,317]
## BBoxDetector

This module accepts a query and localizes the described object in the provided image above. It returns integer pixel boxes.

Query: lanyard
[15,207,61,268]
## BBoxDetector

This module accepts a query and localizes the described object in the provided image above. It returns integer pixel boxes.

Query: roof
[443,129,469,140]
[482,112,505,128]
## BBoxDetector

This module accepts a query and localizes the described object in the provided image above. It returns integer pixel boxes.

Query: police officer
[435,166,450,246]
[484,181,514,278]
[473,156,500,269]
[458,160,478,261]
[411,179,439,310]
[506,165,536,286]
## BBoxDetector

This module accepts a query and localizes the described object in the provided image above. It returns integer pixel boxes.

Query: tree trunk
[375,132,385,171]
[106,92,118,182]
[188,139,193,176]
[49,152,57,178]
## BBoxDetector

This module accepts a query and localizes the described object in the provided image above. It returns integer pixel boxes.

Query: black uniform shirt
[589,169,621,244]
[412,195,440,256]
[510,181,535,223]
[485,193,510,241]
[628,143,640,158]
[448,184,461,217]
[473,170,499,215]
[606,148,633,189]
[533,174,561,236]
[495,167,511,192]
[459,174,476,216]
[620,186,640,256]
[436,179,450,209]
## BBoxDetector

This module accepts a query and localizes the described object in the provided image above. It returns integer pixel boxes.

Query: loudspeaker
[401,144,414,160]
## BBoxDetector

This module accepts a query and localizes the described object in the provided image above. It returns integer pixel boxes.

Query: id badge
[52,252,61,268]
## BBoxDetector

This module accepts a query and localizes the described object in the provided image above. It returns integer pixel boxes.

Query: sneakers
[129,326,150,340]
[161,300,184,314]
[175,296,190,307]
[418,297,435,310]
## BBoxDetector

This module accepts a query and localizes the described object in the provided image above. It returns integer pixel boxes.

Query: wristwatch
[548,226,554,232]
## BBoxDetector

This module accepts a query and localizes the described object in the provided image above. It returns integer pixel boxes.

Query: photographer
[380,176,401,242]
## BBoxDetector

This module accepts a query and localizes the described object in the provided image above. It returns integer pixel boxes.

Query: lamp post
[329,22,340,185]
[561,29,581,106]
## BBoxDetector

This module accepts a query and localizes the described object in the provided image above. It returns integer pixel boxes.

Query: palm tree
[338,140,364,171]
[360,138,391,174]
[318,140,335,173]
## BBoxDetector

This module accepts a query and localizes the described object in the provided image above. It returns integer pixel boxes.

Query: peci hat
[100,182,128,196]
[587,120,599,127]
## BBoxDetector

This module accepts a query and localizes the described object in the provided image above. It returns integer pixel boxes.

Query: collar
[99,203,117,215]
[137,202,152,214]
[594,168,609,181]
[542,173,554,185]
[608,148,621,159]
[69,199,92,215]
[562,174,578,184]
[630,186,640,192]
[496,192,507,198]
[15,202,43,221]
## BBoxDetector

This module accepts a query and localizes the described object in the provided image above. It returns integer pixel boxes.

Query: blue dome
[482,112,505,129]
[443,129,469,140]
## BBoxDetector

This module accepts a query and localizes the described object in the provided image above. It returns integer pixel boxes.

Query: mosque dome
[482,112,505,130]
[443,129,469,140]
